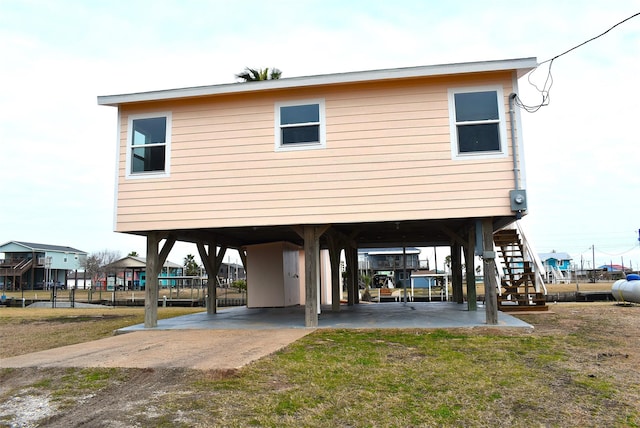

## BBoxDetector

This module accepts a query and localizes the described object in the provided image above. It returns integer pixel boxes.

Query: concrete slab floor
[117,302,532,333]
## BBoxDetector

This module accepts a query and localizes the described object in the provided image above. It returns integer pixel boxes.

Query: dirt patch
[0,367,197,428]
[518,303,640,397]
[44,368,191,428]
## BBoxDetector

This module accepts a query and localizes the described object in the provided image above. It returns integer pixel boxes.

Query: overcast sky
[1,0,639,270]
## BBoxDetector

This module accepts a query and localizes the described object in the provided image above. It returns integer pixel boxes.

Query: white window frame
[448,86,508,160]
[125,112,172,179]
[274,99,326,152]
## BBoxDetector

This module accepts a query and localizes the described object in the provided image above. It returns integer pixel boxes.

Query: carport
[141,217,504,329]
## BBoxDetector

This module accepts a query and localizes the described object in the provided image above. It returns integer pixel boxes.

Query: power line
[591,245,640,257]
[539,12,640,65]
[515,11,640,113]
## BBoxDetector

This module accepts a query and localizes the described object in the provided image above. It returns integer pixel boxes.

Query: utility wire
[515,11,640,113]
[539,11,640,65]
[592,245,640,257]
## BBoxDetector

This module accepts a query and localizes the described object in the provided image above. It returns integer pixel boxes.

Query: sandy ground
[0,329,312,370]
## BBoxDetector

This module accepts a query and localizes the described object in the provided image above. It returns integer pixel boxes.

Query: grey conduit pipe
[508,93,520,190]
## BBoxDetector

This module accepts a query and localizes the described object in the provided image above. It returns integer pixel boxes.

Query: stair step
[494,228,547,311]
[499,304,549,312]
[498,295,546,303]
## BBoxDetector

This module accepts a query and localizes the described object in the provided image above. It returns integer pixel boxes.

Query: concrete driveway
[0,329,311,370]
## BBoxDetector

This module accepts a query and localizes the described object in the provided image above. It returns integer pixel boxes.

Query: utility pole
[591,245,596,283]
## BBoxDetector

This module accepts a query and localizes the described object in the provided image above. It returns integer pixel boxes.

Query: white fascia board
[98,57,537,106]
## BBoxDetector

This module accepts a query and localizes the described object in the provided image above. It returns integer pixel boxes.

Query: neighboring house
[98,57,537,327]
[218,262,247,284]
[0,241,87,291]
[539,252,572,283]
[104,256,183,290]
[597,264,630,280]
[359,247,421,287]
[598,264,630,273]
[101,256,245,290]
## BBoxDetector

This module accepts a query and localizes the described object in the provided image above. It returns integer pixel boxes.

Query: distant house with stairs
[539,252,572,284]
[358,247,421,288]
[0,241,87,291]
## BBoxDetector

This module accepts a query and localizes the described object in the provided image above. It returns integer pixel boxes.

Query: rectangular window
[275,99,326,151]
[448,87,507,160]
[126,113,171,178]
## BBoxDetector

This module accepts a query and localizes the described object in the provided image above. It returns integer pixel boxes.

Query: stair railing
[514,221,547,295]
[16,258,32,273]
[493,254,504,296]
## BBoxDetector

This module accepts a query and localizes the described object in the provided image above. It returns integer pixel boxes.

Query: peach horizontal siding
[115,72,517,232]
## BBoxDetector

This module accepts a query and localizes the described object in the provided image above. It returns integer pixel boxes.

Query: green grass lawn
[169,328,638,427]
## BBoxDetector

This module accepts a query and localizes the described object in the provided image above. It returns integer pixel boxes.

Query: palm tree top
[235,67,282,82]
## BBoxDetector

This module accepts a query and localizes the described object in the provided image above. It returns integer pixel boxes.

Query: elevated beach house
[0,241,87,291]
[98,57,541,327]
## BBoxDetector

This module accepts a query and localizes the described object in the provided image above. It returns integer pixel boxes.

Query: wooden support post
[345,253,353,307]
[145,233,160,328]
[238,249,247,279]
[451,242,463,304]
[238,248,247,305]
[326,232,342,312]
[304,226,320,327]
[466,225,477,311]
[351,246,359,304]
[159,236,176,267]
[214,246,227,310]
[144,233,176,328]
[196,242,211,312]
[482,218,498,324]
[197,241,226,315]
[345,245,357,306]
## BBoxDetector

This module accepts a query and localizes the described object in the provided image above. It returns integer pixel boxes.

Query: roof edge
[0,240,87,254]
[98,57,537,106]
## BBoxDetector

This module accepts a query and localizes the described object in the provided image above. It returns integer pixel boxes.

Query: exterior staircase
[0,258,33,290]
[493,227,548,312]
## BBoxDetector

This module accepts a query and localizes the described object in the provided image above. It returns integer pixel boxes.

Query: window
[448,87,507,160]
[126,113,171,178]
[275,99,326,151]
